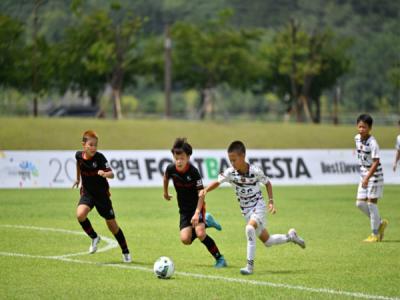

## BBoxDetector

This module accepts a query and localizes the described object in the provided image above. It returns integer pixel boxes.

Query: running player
[200,141,305,275]
[163,138,227,268]
[355,114,388,242]
[73,130,131,262]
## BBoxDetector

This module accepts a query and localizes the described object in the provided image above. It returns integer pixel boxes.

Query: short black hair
[356,114,373,127]
[228,140,246,154]
[171,138,192,156]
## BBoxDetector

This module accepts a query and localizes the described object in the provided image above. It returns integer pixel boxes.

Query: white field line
[0,225,399,300]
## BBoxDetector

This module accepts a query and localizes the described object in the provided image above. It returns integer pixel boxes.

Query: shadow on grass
[381,240,400,243]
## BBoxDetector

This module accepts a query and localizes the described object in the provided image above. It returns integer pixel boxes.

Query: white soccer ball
[153,256,175,279]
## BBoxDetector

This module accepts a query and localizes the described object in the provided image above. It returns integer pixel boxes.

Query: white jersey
[218,164,270,215]
[396,135,400,150]
[354,134,383,185]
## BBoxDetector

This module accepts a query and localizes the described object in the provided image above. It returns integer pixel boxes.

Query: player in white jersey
[355,114,388,242]
[393,120,400,172]
[200,141,305,275]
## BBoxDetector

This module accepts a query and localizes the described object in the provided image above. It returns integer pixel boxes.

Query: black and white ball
[153,256,174,279]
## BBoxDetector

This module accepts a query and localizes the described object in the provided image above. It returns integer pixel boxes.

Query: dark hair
[398,120,400,126]
[228,140,246,154]
[171,138,192,156]
[356,114,373,127]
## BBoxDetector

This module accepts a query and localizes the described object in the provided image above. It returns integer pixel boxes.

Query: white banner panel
[0,149,398,188]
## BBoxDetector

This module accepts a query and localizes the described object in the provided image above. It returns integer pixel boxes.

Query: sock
[191,228,197,243]
[114,228,129,254]
[264,234,290,247]
[367,202,381,235]
[356,200,370,217]
[245,225,256,269]
[201,235,222,260]
[79,219,98,239]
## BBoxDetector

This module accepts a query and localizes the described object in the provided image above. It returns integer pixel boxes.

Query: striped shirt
[218,164,270,215]
[354,134,383,184]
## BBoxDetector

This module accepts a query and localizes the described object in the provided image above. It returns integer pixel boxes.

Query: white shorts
[356,181,383,200]
[243,202,267,236]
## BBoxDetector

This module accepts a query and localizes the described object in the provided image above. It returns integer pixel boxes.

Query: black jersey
[75,151,111,197]
[165,163,204,214]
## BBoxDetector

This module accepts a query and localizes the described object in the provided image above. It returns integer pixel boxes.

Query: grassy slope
[0,117,398,150]
[1,186,399,299]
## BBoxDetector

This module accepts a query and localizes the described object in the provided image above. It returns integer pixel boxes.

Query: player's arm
[163,173,172,200]
[265,181,276,214]
[191,189,205,227]
[98,169,114,179]
[200,181,220,198]
[393,150,400,172]
[362,158,379,187]
[72,162,81,188]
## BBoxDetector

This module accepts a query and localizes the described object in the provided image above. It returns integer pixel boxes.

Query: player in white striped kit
[355,114,388,242]
[200,141,305,275]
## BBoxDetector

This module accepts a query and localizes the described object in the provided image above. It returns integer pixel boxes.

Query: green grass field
[1,186,399,299]
[0,117,398,149]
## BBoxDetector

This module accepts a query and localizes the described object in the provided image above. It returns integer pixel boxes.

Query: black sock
[201,235,221,259]
[79,218,98,239]
[114,228,129,254]
[191,228,197,243]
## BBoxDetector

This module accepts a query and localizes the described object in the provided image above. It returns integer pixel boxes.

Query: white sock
[264,234,290,247]
[367,202,381,235]
[245,225,256,269]
[356,200,370,217]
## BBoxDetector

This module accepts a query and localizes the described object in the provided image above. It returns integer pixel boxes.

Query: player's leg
[205,212,222,231]
[369,184,388,242]
[195,222,226,268]
[240,219,257,275]
[96,198,131,262]
[105,218,131,262]
[76,197,100,254]
[356,181,370,217]
[180,226,194,245]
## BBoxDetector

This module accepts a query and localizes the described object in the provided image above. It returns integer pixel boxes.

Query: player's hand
[268,201,276,214]
[393,163,397,172]
[191,212,200,227]
[163,193,172,201]
[98,170,106,177]
[362,178,369,188]
[72,181,80,188]
[199,189,207,198]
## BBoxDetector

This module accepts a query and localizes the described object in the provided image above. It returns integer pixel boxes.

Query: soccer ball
[153,256,174,279]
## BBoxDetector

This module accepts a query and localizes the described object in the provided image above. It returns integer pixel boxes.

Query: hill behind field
[0,117,397,150]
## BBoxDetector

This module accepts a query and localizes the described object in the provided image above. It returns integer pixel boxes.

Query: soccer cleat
[214,255,227,268]
[205,213,222,231]
[378,219,388,241]
[240,267,253,275]
[89,236,101,254]
[363,234,379,243]
[288,228,306,249]
[122,253,132,263]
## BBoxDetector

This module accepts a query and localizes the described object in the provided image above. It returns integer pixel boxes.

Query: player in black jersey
[163,138,227,268]
[73,130,131,263]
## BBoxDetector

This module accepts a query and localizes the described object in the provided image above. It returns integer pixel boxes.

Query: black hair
[398,120,400,126]
[227,140,246,154]
[171,138,192,156]
[356,114,373,127]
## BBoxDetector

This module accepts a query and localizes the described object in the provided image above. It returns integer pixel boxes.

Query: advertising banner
[0,149,398,188]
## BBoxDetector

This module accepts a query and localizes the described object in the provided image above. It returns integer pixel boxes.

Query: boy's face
[173,152,189,170]
[357,121,371,139]
[228,151,246,170]
[82,137,98,157]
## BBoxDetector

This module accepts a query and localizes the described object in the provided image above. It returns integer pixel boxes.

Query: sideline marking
[0,224,398,300]
[0,224,118,258]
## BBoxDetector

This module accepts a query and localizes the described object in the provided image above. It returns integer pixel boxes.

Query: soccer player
[200,141,305,275]
[73,130,131,263]
[163,138,227,268]
[393,120,400,172]
[355,114,388,242]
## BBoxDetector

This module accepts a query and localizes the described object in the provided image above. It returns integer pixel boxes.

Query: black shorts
[179,206,205,230]
[78,193,115,220]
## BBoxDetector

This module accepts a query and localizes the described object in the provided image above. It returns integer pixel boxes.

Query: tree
[170,10,261,119]
[56,2,144,119]
[260,20,351,123]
